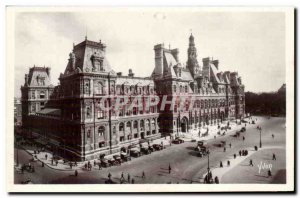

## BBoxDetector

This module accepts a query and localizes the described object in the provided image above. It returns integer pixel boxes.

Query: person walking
[168,164,172,174]
[249,159,253,166]
[142,171,145,179]
[243,136,245,141]
[74,161,77,166]
[233,154,236,159]
[272,153,276,160]
[268,169,272,177]
[45,154,48,160]
[98,163,102,170]
[229,143,232,148]
[223,147,226,152]
[131,178,135,184]
[128,173,131,183]
[227,160,230,167]
[239,150,242,156]
[108,172,112,180]
[75,170,78,177]
[55,160,58,166]
[220,161,223,168]
[94,160,96,166]
[121,172,124,180]
[41,161,44,167]
[272,134,275,139]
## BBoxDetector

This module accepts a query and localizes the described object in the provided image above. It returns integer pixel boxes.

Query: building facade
[21,34,245,161]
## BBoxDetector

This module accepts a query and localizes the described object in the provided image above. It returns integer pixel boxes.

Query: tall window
[173,85,176,93]
[119,123,124,132]
[185,85,188,93]
[98,126,105,137]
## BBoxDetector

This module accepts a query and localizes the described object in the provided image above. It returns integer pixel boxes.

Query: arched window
[84,81,90,94]
[133,121,138,129]
[119,123,124,132]
[140,120,144,131]
[146,119,150,128]
[126,121,131,130]
[98,126,105,137]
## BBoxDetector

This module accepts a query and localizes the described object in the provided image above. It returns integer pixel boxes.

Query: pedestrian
[75,161,77,166]
[254,146,258,151]
[98,163,102,170]
[94,160,96,166]
[45,154,48,160]
[41,162,44,167]
[229,143,232,148]
[227,160,230,166]
[233,154,236,159]
[223,147,226,152]
[51,159,53,165]
[75,170,78,177]
[272,153,276,160]
[84,163,87,170]
[243,136,245,141]
[128,173,131,183]
[245,150,248,155]
[220,161,223,168]
[214,176,219,184]
[239,150,241,156]
[168,164,172,174]
[121,172,124,180]
[131,178,135,184]
[268,169,272,177]
[56,160,58,166]
[142,171,145,179]
[108,172,112,180]
[249,159,253,166]
[272,134,275,139]
[70,162,73,169]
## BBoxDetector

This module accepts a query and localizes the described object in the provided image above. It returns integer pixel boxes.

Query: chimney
[202,57,210,67]
[154,44,164,78]
[212,60,219,70]
[25,74,28,86]
[128,69,134,77]
[171,48,179,62]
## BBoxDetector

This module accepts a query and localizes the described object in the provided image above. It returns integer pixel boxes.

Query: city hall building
[21,34,245,161]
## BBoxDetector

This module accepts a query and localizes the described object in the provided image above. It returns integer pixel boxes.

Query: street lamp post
[259,128,262,148]
[207,149,210,183]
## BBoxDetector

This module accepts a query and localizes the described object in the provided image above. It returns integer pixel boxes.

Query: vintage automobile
[130,148,141,157]
[100,158,110,168]
[120,152,131,162]
[172,137,184,144]
[152,144,163,151]
[148,145,155,152]
[240,127,246,132]
[108,158,119,166]
[141,147,151,155]
[113,154,123,164]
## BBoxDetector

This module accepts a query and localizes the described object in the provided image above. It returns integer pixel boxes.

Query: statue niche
[91,52,104,72]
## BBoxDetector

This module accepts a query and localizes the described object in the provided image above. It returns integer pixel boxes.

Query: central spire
[187,33,200,77]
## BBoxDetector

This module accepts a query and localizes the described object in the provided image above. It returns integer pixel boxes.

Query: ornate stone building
[21,34,245,161]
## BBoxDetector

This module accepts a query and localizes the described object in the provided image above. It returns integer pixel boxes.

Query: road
[14,116,286,184]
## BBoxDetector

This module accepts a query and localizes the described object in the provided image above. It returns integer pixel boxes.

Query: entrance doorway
[141,132,145,139]
[181,117,188,132]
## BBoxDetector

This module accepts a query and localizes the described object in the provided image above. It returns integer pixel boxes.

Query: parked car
[108,158,119,166]
[121,152,131,162]
[148,145,155,152]
[152,144,163,151]
[141,147,151,155]
[130,148,141,157]
[113,155,122,164]
[173,137,184,144]
[101,158,110,168]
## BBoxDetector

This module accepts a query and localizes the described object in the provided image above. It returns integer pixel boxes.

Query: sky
[14,9,286,97]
